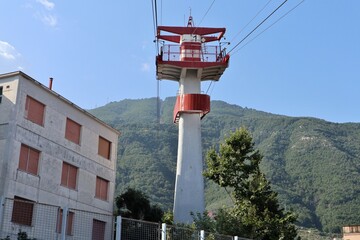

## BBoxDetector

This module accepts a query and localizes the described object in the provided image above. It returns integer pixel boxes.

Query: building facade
[0,71,120,239]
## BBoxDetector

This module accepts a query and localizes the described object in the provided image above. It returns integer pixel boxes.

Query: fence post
[200,230,205,240]
[61,207,68,240]
[0,196,5,234]
[234,236,239,240]
[161,223,166,240]
[116,216,122,240]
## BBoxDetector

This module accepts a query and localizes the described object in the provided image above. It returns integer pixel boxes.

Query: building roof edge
[0,71,120,136]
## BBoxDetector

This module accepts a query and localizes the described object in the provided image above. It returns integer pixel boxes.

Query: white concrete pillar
[161,223,167,240]
[200,230,205,240]
[116,216,122,240]
[61,207,68,240]
[173,69,205,223]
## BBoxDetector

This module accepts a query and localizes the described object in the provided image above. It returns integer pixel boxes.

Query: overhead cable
[192,0,216,33]
[151,0,157,37]
[231,0,305,56]
[230,0,274,43]
[228,0,288,55]
[151,0,160,55]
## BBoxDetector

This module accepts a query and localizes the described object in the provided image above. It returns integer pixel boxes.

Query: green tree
[203,127,299,239]
[115,188,163,222]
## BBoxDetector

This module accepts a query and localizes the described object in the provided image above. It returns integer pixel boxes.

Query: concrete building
[343,225,360,240]
[0,71,120,239]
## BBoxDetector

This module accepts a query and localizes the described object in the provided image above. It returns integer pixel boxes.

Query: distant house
[0,71,120,239]
[343,225,360,240]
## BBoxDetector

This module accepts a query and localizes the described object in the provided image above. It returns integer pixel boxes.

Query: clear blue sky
[1,0,359,123]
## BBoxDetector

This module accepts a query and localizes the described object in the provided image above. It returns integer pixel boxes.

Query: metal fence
[0,198,251,240]
[118,217,251,240]
[0,198,114,240]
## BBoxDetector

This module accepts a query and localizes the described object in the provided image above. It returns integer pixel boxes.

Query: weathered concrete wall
[0,76,18,124]
[0,77,19,199]
[1,73,119,216]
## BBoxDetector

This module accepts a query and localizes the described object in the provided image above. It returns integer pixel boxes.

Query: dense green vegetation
[202,127,298,239]
[89,97,360,233]
[115,188,163,222]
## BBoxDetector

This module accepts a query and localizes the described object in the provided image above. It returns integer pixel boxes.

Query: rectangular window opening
[92,219,106,240]
[98,136,111,160]
[95,177,109,201]
[11,196,34,226]
[65,118,81,145]
[19,144,40,175]
[56,209,74,235]
[61,162,78,190]
[25,95,45,126]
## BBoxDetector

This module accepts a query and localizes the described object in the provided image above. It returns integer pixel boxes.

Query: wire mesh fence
[203,231,234,240]
[166,224,199,240]
[0,198,114,240]
[120,217,161,240]
[119,218,251,240]
[0,198,251,240]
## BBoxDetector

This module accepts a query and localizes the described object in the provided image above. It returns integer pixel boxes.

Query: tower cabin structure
[156,16,230,223]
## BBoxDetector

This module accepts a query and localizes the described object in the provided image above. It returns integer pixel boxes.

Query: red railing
[160,44,226,63]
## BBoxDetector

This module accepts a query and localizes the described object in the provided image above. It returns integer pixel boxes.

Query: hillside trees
[115,188,163,222]
[203,127,299,239]
[90,98,360,233]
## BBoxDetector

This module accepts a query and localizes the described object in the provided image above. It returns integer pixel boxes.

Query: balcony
[156,44,229,81]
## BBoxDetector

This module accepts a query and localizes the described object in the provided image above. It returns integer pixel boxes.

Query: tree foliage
[115,188,163,222]
[203,127,299,239]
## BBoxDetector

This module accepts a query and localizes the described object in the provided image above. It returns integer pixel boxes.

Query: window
[19,144,40,175]
[25,95,45,126]
[92,219,106,240]
[95,177,109,201]
[0,86,3,103]
[98,136,111,159]
[56,209,74,235]
[11,196,34,226]
[65,118,81,144]
[61,162,78,190]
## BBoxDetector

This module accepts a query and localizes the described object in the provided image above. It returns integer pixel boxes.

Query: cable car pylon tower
[156,16,230,223]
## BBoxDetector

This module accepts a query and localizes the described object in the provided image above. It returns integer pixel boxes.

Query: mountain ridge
[89,97,360,233]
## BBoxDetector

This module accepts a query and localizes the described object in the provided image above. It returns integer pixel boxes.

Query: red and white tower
[156,17,230,223]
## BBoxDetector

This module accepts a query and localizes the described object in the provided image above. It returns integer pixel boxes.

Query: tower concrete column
[155,18,230,223]
[173,69,204,223]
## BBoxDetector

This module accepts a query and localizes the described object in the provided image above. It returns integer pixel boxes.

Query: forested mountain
[89,97,360,233]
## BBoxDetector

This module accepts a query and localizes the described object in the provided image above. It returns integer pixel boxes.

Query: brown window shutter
[92,219,106,240]
[65,118,81,144]
[61,162,77,190]
[98,136,111,159]
[95,177,101,198]
[95,177,108,200]
[19,145,28,171]
[56,209,74,235]
[61,163,69,186]
[56,208,63,233]
[19,144,40,175]
[11,197,34,226]
[27,148,39,175]
[25,96,45,126]
[68,165,77,189]
[67,212,74,235]
[100,180,108,200]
